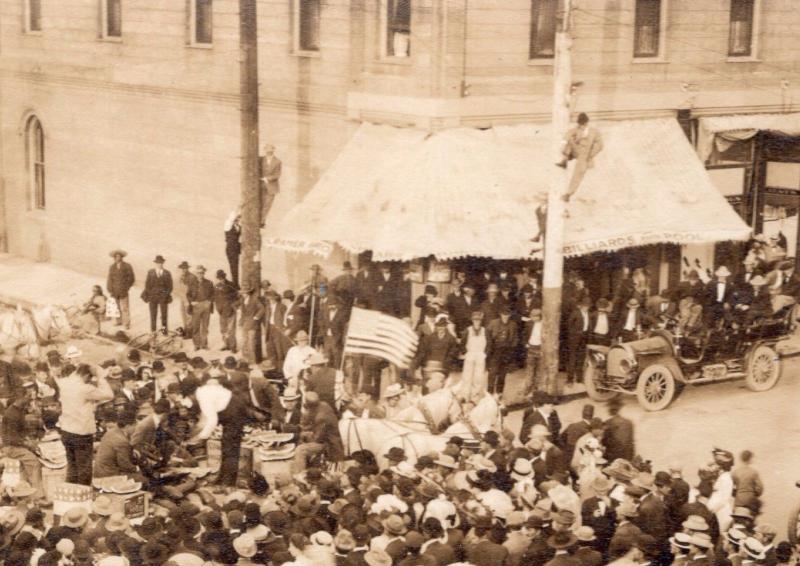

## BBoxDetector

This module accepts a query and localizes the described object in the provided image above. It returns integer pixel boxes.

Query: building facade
[0,0,797,289]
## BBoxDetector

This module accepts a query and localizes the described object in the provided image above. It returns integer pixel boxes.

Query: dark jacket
[415,331,460,372]
[107,261,135,298]
[214,280,239,317]
[305,402,344,462]
[603,414,635,463]
[239,294,265,330]
[448,293,480,334]
[305,366,337,410]
[94,427,138,478]
[249,375,285,421]
[141,269,173,304]
[465,539,509,566]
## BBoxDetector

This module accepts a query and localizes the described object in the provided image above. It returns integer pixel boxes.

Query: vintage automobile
[583,308,800,411]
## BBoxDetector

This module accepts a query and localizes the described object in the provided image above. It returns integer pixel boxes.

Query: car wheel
[745,344,781,392]
[583,358,619,402]
[635,363,676,412]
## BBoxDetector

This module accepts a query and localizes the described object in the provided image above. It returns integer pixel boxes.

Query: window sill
[632,56,668,64]
[187,42,213,50]
[291,49,321,58]
[726,55,760,63]
[527,58,554,67]
[377,56,413,66]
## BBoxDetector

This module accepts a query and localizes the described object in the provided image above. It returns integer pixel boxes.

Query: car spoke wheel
[636,363,676,412]
[583,358,619,402]
[745,344,781,392]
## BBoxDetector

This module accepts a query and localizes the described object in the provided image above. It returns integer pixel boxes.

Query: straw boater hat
[689,533,713,550]
[749,275,767,287]
[742,537,767,560]
[109,249,127,258]
[65,345,82,360]
[714,266,732,277]
[383,383,404,399]
[626,297,640,308]
[281,387,301,401]
[669,532,693,551]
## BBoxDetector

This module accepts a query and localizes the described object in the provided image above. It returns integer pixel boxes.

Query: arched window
[25,116,45,210]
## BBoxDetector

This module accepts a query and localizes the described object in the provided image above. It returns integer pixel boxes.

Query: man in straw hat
[704,265,734,325]
[141,255,173,333]
[106,249,135,329]
[187,265,214,351]
[376,383,405,419]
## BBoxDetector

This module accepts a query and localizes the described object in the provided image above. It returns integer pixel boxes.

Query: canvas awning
[698,112,800,162]
[264,118,751,261]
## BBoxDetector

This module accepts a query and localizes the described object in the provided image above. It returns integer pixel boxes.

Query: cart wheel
[127,332,154,353]
[583,358,619,402]
[635,363,676,412]
[789,500,800,546]
[745,344,781,392]
[153,333,184,359]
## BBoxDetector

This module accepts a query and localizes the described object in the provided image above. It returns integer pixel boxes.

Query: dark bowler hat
[343,261,353,271]
[178,261,190,269]
[154,255,166,264]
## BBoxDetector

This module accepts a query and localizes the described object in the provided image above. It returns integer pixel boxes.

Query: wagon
[582,308,800,411]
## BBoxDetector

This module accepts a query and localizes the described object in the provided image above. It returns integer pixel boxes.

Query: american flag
[343,308,419,368]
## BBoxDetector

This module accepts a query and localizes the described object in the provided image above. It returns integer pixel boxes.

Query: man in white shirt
[591,298,612,346]
[58,364,114,485]
[282,330,316,387]
[525,308,543,395]
[705,265,733,326]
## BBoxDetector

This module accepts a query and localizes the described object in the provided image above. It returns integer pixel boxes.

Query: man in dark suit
[520,391,561,445]
[329,261,356,314]
[373,264,400,316]
[319,296,348,369]
[214,270,239,352]
[486,307,518,397]
[282,291,308,339]
[562,404,594,462]
[480,283,505,324]
[304,352,337,410]
[414,318,460,377]
[248,369,284,424]
[223,211,241,287]
[263,290,286,332]
[603,397,635,463]
[239,283,265,364]
[293,391,343,472]
[566,297,591,384]
[107,249,135,329]
[187,265,215,351]
[464,517,509,566]
[447,281,478,335]
[612,298,653,342]
[704,265,735,326]
[278,387,302,440]
[141,255,173,333]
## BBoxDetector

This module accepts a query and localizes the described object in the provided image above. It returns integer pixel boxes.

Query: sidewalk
[0,253,586,405]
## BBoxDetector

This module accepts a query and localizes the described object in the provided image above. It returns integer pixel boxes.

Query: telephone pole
[541,0,573,396]
[239,0,261,291]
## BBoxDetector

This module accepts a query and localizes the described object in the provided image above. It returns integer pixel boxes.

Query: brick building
[0,0,797,289]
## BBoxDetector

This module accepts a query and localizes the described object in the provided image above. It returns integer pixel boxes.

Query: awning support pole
[541,0,573,398]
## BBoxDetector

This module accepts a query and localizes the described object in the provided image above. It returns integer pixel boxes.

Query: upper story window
[385,0,410,58]
[190,0,213,46]
[101,0,122,39]
[25,116,45,210]
[634,0,664,58]
[729,0,755,57]
[529,0,557,59]
[294,0,320,52]
[24,0,42,33]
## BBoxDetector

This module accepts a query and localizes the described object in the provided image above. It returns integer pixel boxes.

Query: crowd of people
[0,339,796,566]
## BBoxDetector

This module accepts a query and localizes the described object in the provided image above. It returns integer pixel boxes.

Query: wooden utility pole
[540,0,573,396]
[239,0,261,291]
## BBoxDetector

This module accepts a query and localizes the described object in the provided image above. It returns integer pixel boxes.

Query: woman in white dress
[458,311,488,401]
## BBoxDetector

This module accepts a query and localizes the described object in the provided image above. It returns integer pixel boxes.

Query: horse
[0,306,41,359]
[30,305,72,342]
[391,385,466,432]
[340,392,503,469]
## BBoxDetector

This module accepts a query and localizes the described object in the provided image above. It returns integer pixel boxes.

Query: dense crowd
[0,338,796,565]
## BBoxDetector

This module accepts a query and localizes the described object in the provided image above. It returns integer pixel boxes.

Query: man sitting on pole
[556,112,603,202]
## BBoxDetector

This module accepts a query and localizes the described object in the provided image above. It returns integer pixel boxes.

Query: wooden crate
[206,439,253,481]
[106,491,150,525]
[260,458,292,486]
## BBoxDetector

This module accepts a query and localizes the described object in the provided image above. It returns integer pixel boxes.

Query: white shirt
[594,313,609,335]
[716,282,726,302]
[528,321,542,346]
[283,345,316,381]
[580,309,589,331]
[268,303,278,325]
[624,308,637,331]
[194,381,233,440]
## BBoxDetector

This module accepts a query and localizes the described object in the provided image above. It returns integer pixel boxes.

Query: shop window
[633,0,664,58]
[384,0,410,57]
[101,0,122,39]
[191,0,213,46]
[707,138,753,166]
[529,0,557,59]
[728,0,755,57]
[25,116,45,210]
[24,0,42,33]
[294,0,321,52]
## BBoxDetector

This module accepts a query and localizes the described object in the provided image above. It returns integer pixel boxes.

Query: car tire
[745,344,781,392]
[635,363,676,411]
[583,358,619,402]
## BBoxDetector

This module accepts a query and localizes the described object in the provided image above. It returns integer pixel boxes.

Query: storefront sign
[563,232,711,256]
[764,186,800,196]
